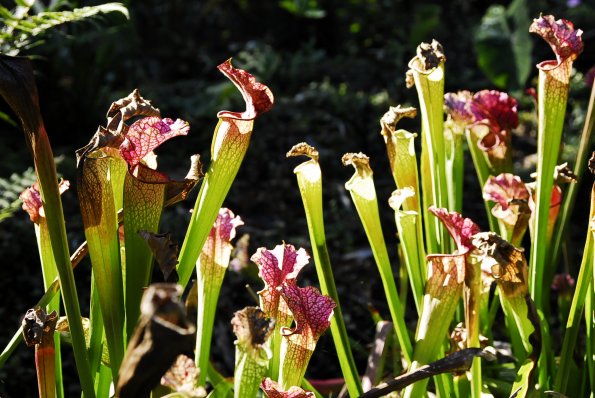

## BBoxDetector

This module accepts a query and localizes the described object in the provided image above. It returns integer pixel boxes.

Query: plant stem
[301,379,323,398]
[390,189,425,313]
[586,282,594,392]
[466,128,499,234]
[269,327,282,381]
[343,153,412,363]
[36,132,95,398]
[465,261,482,398]
[549,81,595,293]
[554,218,593,392]
[446,127,464,213]
[35,219,64,397]
[87,274,104,378]
[290,146,363,397]
[553,180,595,393]
[529,62,572,389]
[529,62,571,311]
[195,274,224,386]
[409,52,450,253]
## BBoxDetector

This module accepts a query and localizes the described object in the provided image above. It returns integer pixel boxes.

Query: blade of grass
[94,365,111,398]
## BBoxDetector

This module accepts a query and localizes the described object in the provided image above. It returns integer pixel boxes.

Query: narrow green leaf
[342,152,412,364]
[554,184,595,392]
[0,54,95,397]
[389,188,425,313]
[287,142,363,397]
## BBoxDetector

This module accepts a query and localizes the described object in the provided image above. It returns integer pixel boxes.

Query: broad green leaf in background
[473,0,532,90]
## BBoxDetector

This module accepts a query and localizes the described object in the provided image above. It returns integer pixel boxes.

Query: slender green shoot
[287,142,363,397]
[0,55,95,397]
[342,152,412,364]
[549,81,595,282]
[554,183,595,392]
[389,188,425,313]
[527,16,583,387]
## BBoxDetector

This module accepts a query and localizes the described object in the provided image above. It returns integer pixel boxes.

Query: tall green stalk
[527,16,583,387]
[0,55,95,397]
[528,14,583,310]
[444,120,465,213]
[528,61,571,307]
[87,274,105,380]
[587,280,594,392]
[288,143,363,397]
[342,152,413,363]
[380,106,427,305]
[407,40,450,254]
[465,256,482,398]
[554,183,595,392]
[549,81,595,283]
[19,181,68,397]
[389,188,425,312]
[177,59,274,288]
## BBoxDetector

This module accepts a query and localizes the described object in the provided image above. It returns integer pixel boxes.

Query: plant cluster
[0,9,594,398]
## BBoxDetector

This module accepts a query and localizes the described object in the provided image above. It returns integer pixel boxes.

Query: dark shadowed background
[0,0,594,396]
